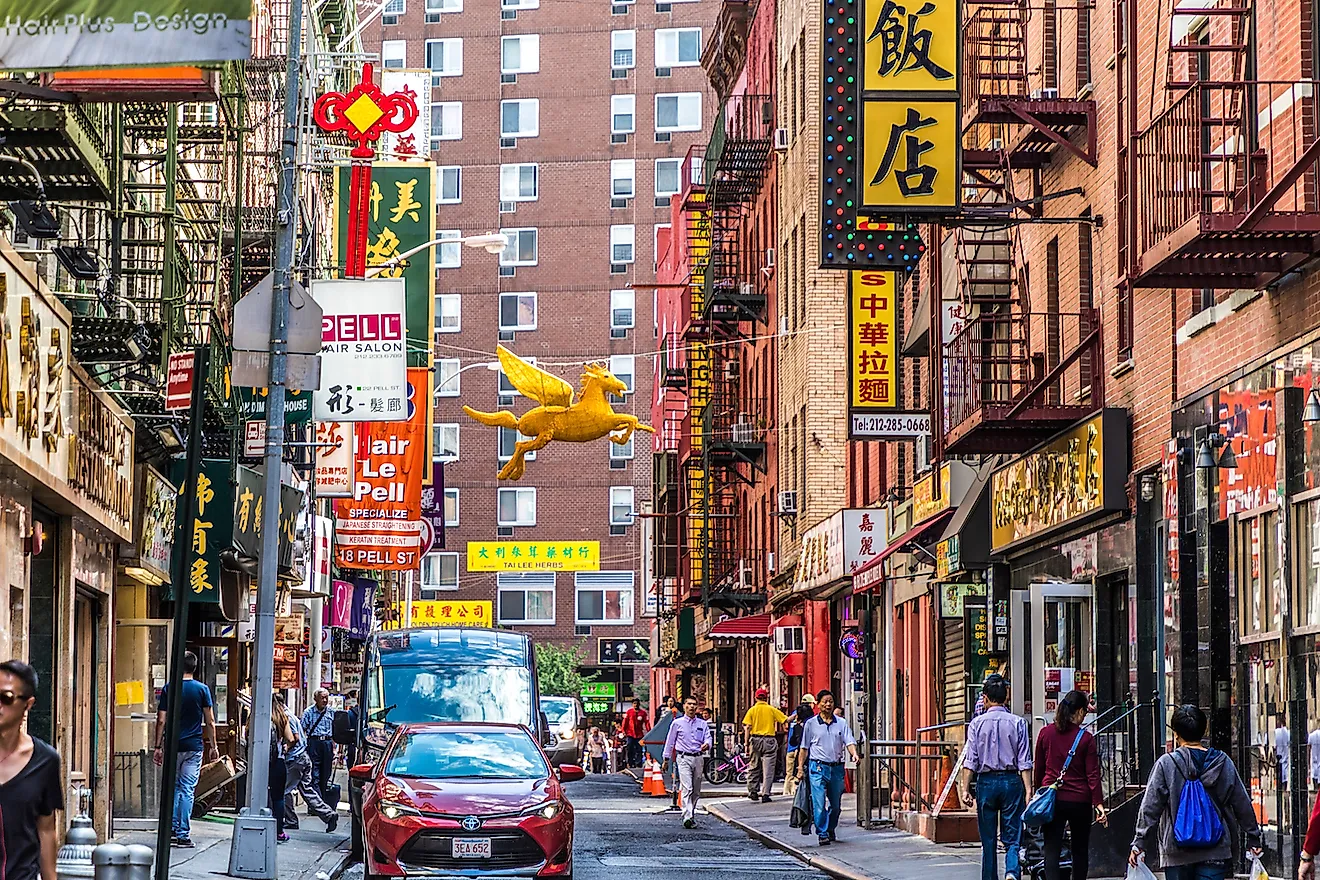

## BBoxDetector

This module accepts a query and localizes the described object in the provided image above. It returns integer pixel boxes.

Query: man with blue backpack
[1130,704,1262,880]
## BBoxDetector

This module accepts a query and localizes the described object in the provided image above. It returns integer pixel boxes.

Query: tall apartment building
[361,0,716,697]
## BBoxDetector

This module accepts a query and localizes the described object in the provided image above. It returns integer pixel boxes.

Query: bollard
[124,844,154,880]
[91,844,131,880]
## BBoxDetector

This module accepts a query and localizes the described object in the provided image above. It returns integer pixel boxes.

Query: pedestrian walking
[344,689,359,768]
[1276,713,1292,790]
[1130,704,1262,880]
[268,696,295,842]
[622,698,649,769]
[744,687,787,801]
[152,650,219,848]
[958,674,1033,880]
[784,700,815,798]
[662,696,712,829]
[1032,690,1107,880]
[796,689,858,846]
[277,695,340,833]
[301,688,335,800]
[587,727,608,774]
[0,660,62,880]
[1309,724,1320,788]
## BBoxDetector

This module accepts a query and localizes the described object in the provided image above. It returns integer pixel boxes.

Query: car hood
[386,776,554,814]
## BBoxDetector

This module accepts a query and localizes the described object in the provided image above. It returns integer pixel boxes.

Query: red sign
[165,351,196,411]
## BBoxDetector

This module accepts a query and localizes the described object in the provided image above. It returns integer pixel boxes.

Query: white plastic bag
[1126,857,1157,880]
[1250,854,1269,880]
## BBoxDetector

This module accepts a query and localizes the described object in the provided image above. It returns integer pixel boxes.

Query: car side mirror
[539,711,552,745]
[349,763,375,782]
[557,764,586,783]
[332,710,355,746]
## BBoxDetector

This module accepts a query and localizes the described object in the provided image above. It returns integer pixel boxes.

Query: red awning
[851,508,956,589]
[708,613,772,638]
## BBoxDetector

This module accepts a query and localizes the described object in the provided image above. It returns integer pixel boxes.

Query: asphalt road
[341,772,826,880]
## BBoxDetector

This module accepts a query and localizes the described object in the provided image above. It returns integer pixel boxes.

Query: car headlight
[522,800,561,820]
[381,800,421,820]
[557,726,576,741]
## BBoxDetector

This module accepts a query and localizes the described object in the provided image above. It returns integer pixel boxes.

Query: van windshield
[540,698,576,725]
[366,665,533,743]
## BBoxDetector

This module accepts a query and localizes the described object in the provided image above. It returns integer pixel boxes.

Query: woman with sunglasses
[0,660,62,880]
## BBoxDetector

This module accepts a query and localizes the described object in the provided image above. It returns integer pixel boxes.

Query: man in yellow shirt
[743,688,788,801]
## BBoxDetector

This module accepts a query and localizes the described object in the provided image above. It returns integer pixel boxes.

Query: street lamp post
[365,233,507,277]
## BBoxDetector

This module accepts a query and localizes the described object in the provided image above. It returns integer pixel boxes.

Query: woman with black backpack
[1129,704,1262,880]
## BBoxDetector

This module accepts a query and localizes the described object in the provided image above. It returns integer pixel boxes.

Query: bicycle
[704,741,752,785]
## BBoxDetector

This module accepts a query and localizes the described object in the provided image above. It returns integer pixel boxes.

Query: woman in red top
[1033,690,1108,880]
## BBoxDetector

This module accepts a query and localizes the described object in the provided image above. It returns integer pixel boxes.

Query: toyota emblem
[460,816,482,832]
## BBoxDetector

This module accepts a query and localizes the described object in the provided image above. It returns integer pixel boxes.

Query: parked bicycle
[705,741,751,785]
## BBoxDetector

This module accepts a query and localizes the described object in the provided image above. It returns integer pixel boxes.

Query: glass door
[112,619,171,821]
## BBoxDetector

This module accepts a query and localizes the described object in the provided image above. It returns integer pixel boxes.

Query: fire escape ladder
[1166,0,1252,91]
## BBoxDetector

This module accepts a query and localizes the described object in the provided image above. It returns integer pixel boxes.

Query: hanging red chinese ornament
[312,62,419,278]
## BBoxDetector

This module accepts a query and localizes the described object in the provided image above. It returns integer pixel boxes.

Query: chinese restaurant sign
[791,508,888,592]
[334,163,436,368]
[312,278,408,422]
[686,205,711,593]
[232,465,303,570]
[990,409,1129,552]
[135,466,176,582]
[911,461,952,526]
[466,541,602,572]
[172,459,233,603]
[408,600,492,628]
[847,271,928,438]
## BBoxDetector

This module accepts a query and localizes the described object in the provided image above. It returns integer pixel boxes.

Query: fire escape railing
[961,4,1027,110]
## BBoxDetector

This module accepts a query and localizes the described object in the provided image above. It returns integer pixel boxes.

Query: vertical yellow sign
[850,271,899,409]
[861,98,960,212]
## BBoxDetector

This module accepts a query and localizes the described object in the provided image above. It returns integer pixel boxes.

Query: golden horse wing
[496,345,575,407]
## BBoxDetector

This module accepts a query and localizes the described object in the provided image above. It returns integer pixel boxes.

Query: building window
[443,488,459,526]
[502,0,539,9]
[610,288,635,331]
[431,102,462,145]
[382,0,405,22]
[425,38,463,81]
[655,158,681,199]
[609,355,634,398]
[502,35,540,73]
[654,28,701,67]
[500,228,538,265]
[436,358,462,396]
[426,0,461,16]
[434,423,459,461]
[501,99,540,138]
[436,294,461,332]
[499,291,537,331]
[610,225,635,264]
[609,431,634,461]
[575,571,634,624]
[500,163,538,201]
[498,572,555,624]
[498,487,536,526]
[437,229,462,268]
[498,426,537,461]
[498,356,535,396]
[610,160,636,198]
[382,39,407,67]
[611,95,636,134]
[611,30,636,69]
[437,166,462,204]
[655,93,701,132]
[420,552,459,595]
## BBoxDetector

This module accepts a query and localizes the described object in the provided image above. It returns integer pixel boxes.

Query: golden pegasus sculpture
[463,345,656,480]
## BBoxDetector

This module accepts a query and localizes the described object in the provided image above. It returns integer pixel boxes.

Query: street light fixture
[1304,389,1320,423]
[1195,433,1237,470]
[367,232,507,277]
[436,359,501,394]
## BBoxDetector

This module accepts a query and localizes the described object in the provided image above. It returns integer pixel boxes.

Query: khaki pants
[747,734,779,796]
[784,750,800,796]
[676,753,703,822]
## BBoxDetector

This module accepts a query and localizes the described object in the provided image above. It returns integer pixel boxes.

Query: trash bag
[790,777,813,828]
[1250,854,1269,880]
[1127,857,1158,880]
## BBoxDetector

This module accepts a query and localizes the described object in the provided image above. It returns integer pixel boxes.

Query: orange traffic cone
[641,758,655,794]
[652,760,669,797]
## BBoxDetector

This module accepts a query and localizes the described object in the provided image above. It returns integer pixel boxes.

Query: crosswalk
[597,855,808,871]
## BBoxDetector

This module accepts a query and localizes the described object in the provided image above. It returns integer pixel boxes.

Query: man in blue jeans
[958,675,1034,880]
[796,689,858,846]
[153,651,219,847]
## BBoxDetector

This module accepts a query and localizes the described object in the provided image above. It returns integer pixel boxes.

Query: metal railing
[112,749,161,820]
[858,722,964,827]
[961,3,1027,109]
[1092,699,1160,811]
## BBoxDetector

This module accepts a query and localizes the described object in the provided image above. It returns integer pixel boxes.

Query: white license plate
[452,838,492,859]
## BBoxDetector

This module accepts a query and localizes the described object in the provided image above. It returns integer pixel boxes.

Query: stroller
[1019,822,1071,880]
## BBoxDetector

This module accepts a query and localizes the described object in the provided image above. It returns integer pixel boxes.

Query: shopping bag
[789,777,813,828]
[1126,857,1158,880]
[1249,854,1269,880]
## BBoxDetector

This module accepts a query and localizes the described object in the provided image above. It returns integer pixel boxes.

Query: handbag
[1022,727,1086,828]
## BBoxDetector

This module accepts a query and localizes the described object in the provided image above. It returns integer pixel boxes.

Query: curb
[326,851,353,880]
[706,803,871,880]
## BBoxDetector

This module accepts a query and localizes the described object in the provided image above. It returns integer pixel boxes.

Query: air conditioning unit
[773,127,789,151]
[737,559,752,589]
[767,551,776,573]
[779,316,790,335]
[738,281,756,298]
[732,415,754,444]
[774,625,805,653]
[499,200,516,214]
[989,138,1003,151]
[764,247,775,268]
[1040,87,1059,99]
[777,491,797,515]
[723,359,739,380]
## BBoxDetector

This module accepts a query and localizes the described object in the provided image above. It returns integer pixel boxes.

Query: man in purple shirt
[662,696,712,828]
[958,675,1034,880]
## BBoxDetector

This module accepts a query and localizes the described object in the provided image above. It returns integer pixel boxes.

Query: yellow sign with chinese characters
[466,541,602,572]
[863,0,958,92]
[861,98,959,212]
[409,600,493,627]
[849,271,899,409]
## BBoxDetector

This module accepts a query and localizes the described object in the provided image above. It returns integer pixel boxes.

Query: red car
[352,722,585,879]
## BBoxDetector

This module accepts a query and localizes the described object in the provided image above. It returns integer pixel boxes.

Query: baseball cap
[755,687,769,699]
[800,693,816,705]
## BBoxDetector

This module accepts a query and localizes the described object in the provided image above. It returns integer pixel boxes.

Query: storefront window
[1238,511,1280,636]
[1298,498,1320,629]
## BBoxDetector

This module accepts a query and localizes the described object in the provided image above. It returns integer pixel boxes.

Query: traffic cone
[641,758,655,794]
[652,760,669,797]
[937,753,960,812]
[1251,777,1266,824]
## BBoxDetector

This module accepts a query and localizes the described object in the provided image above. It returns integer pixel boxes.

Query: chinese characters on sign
[847,272,928,439]
[862,99,959,211]
[466,541,603,572]
[379,70,433,161]
[312,278,409,422]
[408,600,493,628]
[190,471,217,596]
[315,420,355,497]
[863,0,958,92]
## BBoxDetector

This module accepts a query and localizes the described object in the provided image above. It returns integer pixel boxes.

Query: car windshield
[540,698,575,725]
[385,730,549,779]
[368,665,534,731]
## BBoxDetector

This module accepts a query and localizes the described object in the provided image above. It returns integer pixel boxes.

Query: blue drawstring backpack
[1173,747,1225,848]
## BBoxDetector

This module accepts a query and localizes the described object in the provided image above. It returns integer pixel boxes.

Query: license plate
[452,838,492,859]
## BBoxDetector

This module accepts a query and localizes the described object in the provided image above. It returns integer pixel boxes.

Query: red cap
[755,688,769,699]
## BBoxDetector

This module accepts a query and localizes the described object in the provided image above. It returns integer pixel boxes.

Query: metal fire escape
[945,0,1104,454]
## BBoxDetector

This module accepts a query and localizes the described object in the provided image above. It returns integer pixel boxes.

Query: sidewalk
[113,814,351,880]
[706,793,982,880]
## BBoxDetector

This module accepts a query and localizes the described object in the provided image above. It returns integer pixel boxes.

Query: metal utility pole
[228,0,303,871]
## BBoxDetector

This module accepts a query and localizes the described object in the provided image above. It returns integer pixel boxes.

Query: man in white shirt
[1276,715,1292,790]
[795,689,858,846]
